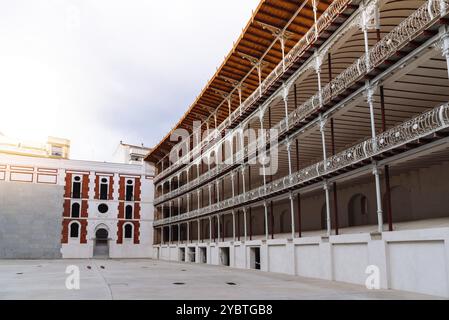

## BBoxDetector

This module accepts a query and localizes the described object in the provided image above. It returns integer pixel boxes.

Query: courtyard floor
[0,259,441,299]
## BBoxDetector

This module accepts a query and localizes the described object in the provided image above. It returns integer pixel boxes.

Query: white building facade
[0,153,154,259]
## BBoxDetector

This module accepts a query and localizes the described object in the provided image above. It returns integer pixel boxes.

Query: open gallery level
[146,0,449,298]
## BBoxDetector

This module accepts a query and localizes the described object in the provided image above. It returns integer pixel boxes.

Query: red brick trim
[135,178,141,201]
[109,176,114,200]
[94,175,99,199]
[64,172,72,197]
[134,202,141,220]
[82,174,89,199]
[81,200,88,218]
[118,202,124,219]
[118,177,125,201]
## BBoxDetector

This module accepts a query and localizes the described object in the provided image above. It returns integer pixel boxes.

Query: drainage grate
[16,272,23,275]
[226,282,237,286]
[173,282,185,285]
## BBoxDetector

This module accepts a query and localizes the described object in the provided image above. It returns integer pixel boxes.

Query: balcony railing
[281,0,449,132]
[154,0,449,205]
[154,0,354,182]
[154,101,449,226]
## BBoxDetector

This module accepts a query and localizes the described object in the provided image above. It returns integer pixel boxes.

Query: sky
[0,0,259,161]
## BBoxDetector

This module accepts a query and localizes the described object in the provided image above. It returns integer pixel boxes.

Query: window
[51,146,63,157]
[70,222,80,238]
[125,205,133,219]
[126,179,134,201]
[98,203,108,214]
[71,203,80,218]
[124,224,133,239]
[72,176,81,198]
[100,177,108,200]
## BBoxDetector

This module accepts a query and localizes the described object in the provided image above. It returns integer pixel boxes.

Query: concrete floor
[0,259,441,300]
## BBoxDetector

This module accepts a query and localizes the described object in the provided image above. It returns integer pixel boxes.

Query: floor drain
[226,282,237,286]
[181,269,186,271]
[87,266,91,269]
[16,272,23,275]
[173,282,185,285]
[100,266,105,269]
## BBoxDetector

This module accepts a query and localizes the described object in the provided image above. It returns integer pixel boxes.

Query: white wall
[155,226,449,298]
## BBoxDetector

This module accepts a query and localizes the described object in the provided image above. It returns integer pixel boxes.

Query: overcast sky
[0,0,259,161]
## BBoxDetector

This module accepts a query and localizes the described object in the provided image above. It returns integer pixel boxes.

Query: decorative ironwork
[154,0,353,182]
[154,102,449,226]
[155,0,449,206]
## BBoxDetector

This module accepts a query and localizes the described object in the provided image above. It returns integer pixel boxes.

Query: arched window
[348,193,369,227]
[70,222,80,238]
[100,177,108,200]
[124,223,133,239]
[71,202,80,218]
[126,179,134,201]
[72,176,81,198]
[125,205,133,220]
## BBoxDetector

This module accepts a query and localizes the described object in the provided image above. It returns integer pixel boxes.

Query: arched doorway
[348,193,369,227]
[94,227,109,258]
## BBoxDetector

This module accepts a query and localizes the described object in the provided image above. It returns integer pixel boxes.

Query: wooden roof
[146,0,332,163]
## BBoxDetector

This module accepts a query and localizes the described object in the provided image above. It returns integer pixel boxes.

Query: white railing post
[312,0,319,40]
[231,173,235,198]
[242,166,247,195]
[281,36,286,72]
[259,116,268,187]
[323,181,332,236]
[372,164,384,233]
[319,114,328,171]
[438,26,449,78]
[197,219,200,244]
[187,193,190,212]
[217,214,221,242]
[197,190,201,210]
[264,201,269,240]
[366,83,378,151]
[232,210,236,242]
[169,224,172,245]
[286,138,293,176]
[209,216,212,243]
[243,207,248,241]
[238,84,243,111]
[208,184,212,206]
[359,0,378,71]
[289,192,296,239]
[216,180,220,203]
[439,0,448,17]
[314,52,324,107]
